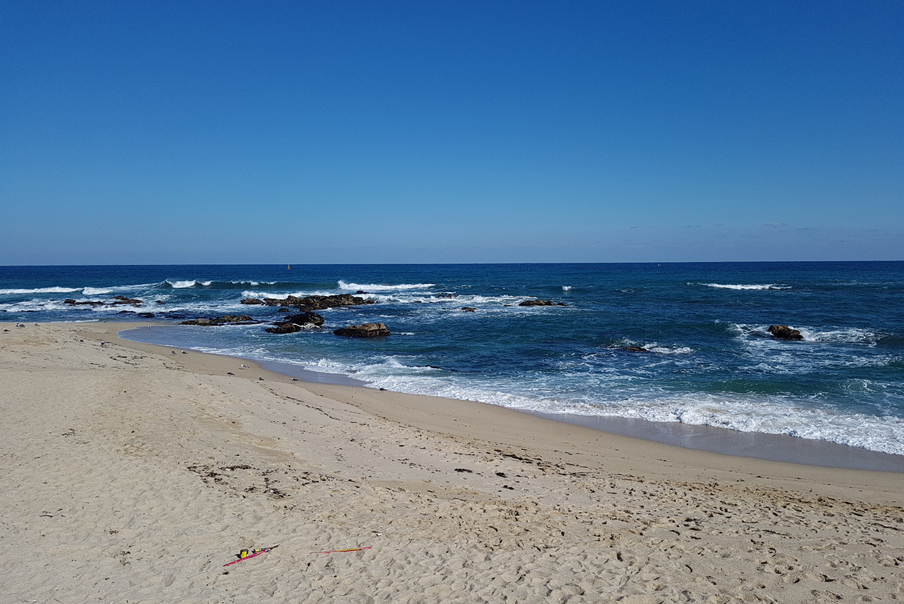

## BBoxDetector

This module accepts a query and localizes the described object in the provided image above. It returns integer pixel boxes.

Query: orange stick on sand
[314,546,372,554]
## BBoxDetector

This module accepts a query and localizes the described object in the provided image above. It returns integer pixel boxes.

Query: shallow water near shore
[3,262,904,462]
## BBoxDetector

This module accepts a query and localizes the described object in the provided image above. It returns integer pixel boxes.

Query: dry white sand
[2,321,903,603]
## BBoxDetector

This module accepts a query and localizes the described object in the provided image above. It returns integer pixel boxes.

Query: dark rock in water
[241,297,264,305]
[284,312,325,326]
[519,299,556,307]
[356,290,367,295]
[461,307,476,312]
[66,296,142,307]
[266,322,303,334]
[181,315,259,326]
[265,311,325,334]
[557,302,567,306]
[111,295,143,306]
[156,300,165,304]
[333,322,390,338]
[768,325,803,341]
[64,298,104,307]
[137,313,155,318]
[621,346,649,353]
[118,310,134,314]
[278,307,290,313]
[437,293,457,299]
[259,294,375,311]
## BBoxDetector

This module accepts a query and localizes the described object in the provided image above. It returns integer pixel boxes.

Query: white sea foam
[698,283,790,291]
[337,280,435,292]
[642,344,694,355]
[345,368,904,455]
[797,327,879,345]
[562,286,573,291]
[82,287,113,296]
[0,287,79,295]
[732,323,881,346]
[166,280,202,289]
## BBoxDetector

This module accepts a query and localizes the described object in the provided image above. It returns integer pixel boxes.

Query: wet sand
[2,321,903,603]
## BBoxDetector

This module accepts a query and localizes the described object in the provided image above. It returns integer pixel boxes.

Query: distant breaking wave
[337,280,435,292]
[0,286,80,295]
[697,283,790,291]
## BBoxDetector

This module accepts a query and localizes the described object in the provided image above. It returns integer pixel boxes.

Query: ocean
[2,262,903,464]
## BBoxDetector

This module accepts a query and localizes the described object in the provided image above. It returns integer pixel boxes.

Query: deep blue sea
[3,263,903,458]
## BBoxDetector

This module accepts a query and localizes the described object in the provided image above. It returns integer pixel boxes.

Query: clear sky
[1,1,902,264]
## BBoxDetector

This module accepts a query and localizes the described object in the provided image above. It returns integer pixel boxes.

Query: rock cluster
[181,315,259,326]
[768,325,803,341]
[242,294,374,311]
[333,323,391,338]
[518,300,566,307]
[265,312,325,334]
[64,295,143,307]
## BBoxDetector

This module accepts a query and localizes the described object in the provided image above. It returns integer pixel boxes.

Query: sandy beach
[2,321,903,603]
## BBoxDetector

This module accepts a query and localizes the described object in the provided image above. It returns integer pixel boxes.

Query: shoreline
[119,323,904,474]
[4,320,904,602]
[111,321,904,496]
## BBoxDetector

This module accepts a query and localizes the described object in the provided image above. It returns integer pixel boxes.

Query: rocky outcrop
[64,299,104,306]
[768,325,803,341]
[461,307,476,312]
[64,296,143,307]
[243,294,375,311]
[621,346,650,353]
[111,295,143,306]
[181,315,259,326]
[519,299,566,307]
[333,323,390,338]
[265,312,325,334]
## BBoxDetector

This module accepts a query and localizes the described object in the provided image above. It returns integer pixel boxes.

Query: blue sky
[1,1,902,264]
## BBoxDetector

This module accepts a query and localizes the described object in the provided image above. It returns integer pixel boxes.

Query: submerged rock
[333,323,390,338]
[461,307,477,312]
[768,325,803,341]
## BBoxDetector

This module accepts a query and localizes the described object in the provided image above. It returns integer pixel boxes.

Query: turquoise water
[2,262,903,456]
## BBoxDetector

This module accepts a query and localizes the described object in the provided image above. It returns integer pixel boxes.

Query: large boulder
[768,325,803,341]
[266,312,325,334]
[333,323,390,338]
[241,297,264,305]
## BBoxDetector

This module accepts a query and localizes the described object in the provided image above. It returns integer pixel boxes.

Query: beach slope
[2,322,903,603]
